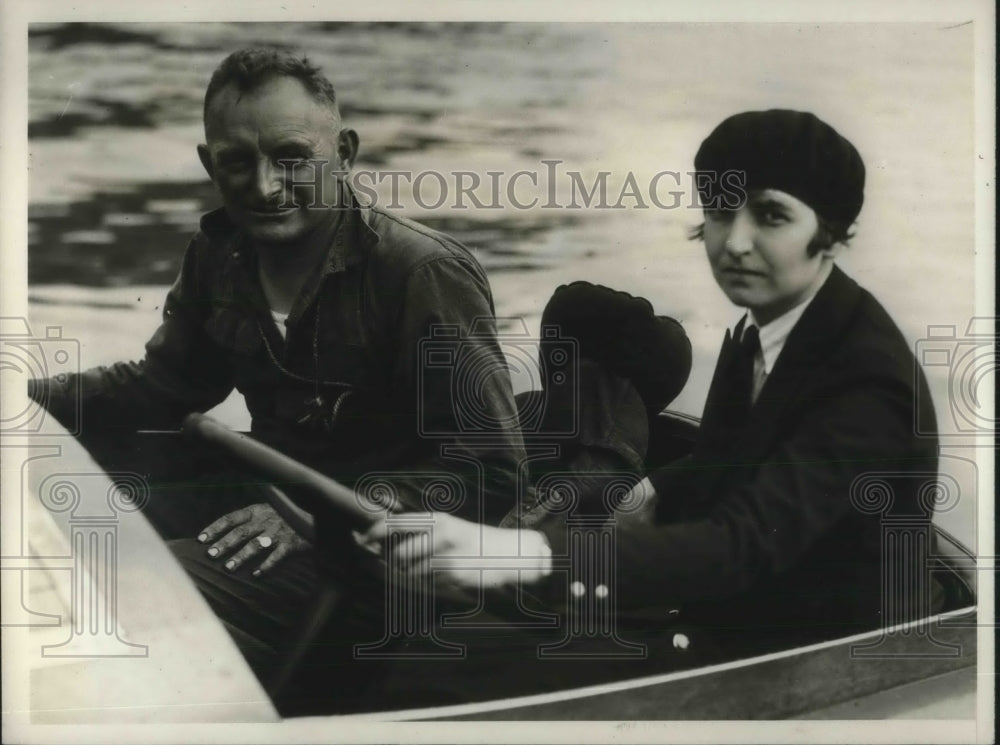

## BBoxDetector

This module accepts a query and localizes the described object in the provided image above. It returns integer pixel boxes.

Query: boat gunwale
[303,604,977,722]
[128,420,980,720]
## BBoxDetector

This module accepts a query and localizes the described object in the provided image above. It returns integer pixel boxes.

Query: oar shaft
[182,413,381,528]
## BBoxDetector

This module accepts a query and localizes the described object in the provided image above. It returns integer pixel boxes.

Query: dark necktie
[692,322,761,456]
[682,323,761,507]
[732,324,760,423]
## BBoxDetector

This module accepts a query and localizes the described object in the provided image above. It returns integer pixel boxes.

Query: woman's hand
[198,503,310,576]
[356,512,552,590]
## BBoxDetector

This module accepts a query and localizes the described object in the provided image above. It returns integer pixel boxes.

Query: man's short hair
[203,47,340,123]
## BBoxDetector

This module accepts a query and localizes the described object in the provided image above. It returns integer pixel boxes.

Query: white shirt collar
[271,309,289,340]
[735,291,821,375]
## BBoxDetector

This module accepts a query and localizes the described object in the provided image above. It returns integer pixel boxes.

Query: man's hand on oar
[357,513,553,590]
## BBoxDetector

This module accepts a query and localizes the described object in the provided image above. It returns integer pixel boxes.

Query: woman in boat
[351,109,945,710]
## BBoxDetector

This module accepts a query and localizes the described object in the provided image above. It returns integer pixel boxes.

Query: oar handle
[182,413,386,529]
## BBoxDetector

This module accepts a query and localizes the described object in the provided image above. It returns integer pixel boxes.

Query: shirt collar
[331,181,381,271]
[733,290,821,374]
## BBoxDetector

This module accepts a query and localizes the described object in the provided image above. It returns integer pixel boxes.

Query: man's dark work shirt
[31,193,526,525]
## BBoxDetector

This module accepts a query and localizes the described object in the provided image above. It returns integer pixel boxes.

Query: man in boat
[357,109,944,707]
[27,45,530,670]
[29,46,699,713]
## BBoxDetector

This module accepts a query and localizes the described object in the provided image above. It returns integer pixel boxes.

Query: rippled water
[27,22,980,539]
[28,23,614,284]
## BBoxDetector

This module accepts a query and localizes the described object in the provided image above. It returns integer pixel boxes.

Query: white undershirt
[271,309,289,340]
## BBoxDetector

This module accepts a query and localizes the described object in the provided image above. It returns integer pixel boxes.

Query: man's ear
[197,144,215,182]
[336,128,360,173]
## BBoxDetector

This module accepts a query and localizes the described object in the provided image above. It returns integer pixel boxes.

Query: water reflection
[29,181,217,285]
[28,177,595,286]
[28,22,615,285]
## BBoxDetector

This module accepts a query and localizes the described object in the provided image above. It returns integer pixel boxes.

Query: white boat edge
[308,605,977,722]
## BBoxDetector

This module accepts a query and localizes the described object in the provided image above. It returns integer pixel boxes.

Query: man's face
[703,189,836,326]
[198,76,357,247]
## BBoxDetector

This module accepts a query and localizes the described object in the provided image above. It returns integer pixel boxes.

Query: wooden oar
[181,412,395,529]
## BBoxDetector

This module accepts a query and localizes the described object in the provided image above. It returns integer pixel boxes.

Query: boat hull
[358,607,977,720]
